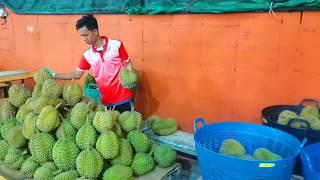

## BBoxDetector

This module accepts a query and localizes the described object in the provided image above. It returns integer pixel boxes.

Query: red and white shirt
[77,36,133,105]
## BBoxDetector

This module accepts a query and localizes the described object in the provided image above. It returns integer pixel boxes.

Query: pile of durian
[0,69,177,179]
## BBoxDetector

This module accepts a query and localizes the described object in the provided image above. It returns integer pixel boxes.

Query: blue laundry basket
[194,118,306,180]
[300,142,320,180]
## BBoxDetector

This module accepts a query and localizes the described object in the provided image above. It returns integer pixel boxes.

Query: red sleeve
[78,55,91,71]
[119,41,129,61]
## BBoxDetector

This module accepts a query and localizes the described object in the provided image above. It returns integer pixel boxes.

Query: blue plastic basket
[300,142,320,180]
[194,118,306,180]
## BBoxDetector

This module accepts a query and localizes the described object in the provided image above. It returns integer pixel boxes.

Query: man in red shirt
[45,14,134,112]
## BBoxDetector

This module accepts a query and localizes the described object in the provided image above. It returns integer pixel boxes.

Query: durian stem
[54,169,63,176]
[112,105,116,111]
[63,107,69,111]
[130,101,134,112]
[55,102,63,109]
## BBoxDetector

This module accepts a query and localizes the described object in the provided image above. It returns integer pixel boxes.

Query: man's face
[77,26,98,45]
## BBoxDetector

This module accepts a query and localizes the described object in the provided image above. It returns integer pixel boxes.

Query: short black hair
[76,14,98,31]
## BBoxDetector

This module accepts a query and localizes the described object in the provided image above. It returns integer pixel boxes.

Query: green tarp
[2,0,320,14]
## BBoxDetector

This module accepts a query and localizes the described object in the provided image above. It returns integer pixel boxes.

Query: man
[45,14,135,112]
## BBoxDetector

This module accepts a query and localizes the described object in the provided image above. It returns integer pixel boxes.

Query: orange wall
[1,11,320,132]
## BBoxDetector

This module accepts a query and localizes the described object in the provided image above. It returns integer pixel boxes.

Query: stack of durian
[0,69,177,179]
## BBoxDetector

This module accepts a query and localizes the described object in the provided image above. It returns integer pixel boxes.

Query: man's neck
[93,36,104,49]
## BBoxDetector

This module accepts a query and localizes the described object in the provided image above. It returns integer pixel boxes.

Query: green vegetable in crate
[0,140,9,160]
[54,170,79,180]
[111,138,133,166]
[33,162,59,180]
[56,119,77,139]
[127,130,150,153]
[131,153,155,176]
[21,156,40,178]
[102,164,134,180]
[151,117,177,136]
[154,144,177,168]
[76,119,97,150]
[93,111,114,133]
[300,106,320,119]
[7,126,27,148]
[219,139,246,158]
[37,105,61,132]
[16,104,31,124]
[119,105,142,132]
[34,69,53,84]
[63,82,83,106]
[29,132,56,163]
[119,67,138,89]
[70,102,90,129]
[52,137,80,171]
[76,148,104,178]
[96,131,119,159]
[83,74,96,88]
[277,110,299,126]
[8,84,31,107]
[22,112,38,139]
[311,120,320,130]
[42,79,63,98]
[32,83,43,98]
[0,100,17,121]
[253,148,282,161]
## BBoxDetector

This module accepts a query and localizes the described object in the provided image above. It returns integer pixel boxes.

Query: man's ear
[93,29,99,35]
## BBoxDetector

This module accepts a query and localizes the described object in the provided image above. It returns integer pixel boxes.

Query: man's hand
[43,67,56,78]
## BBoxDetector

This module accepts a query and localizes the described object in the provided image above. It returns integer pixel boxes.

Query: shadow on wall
[135,70,170,119]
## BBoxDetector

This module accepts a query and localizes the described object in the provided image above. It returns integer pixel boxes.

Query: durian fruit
[63,82,83,106]
[22,112,38,139]
[311,120,320,130]
[93,111,114,133]
[277,110,299,126]
[8,84,31,107]
[153,144,176,168]
[111,138,133,166]
[21,156,40,178]
[102,164,134,180]
[28,132,56,163]
[7,126,27,149]
[253,148,282,161]
[119,67,138,88]
[151,117,177,136]
[0,140,9,160]
[16,104,32,124]
[4,147,27,169]
[70,102,90,129]
[96,131,119,159]
[52,137,80,171]
[300,106,320,119]
[33,69,53,84]
[76,119,97,150]
[131,153,155,176]
[42,79,63,98]
[0,100,17,121]
[113,122,124,138]
[54,170,79,180]
[95,103,105,112]
[33,162,59,180]
[127,130,150,153]
[30,95,58,114]
[37,105,60,132]
[119,105,142,132]
[219,139,246,158]
[56,119,77,140]
[1,118,17,141]
[83,74,96,88]
[32,83,43,98]
[76,147,104,179]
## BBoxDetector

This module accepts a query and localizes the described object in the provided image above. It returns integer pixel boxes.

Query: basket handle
[299,99,319,108]
[287,118,312,130]
[194,118,206,133]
